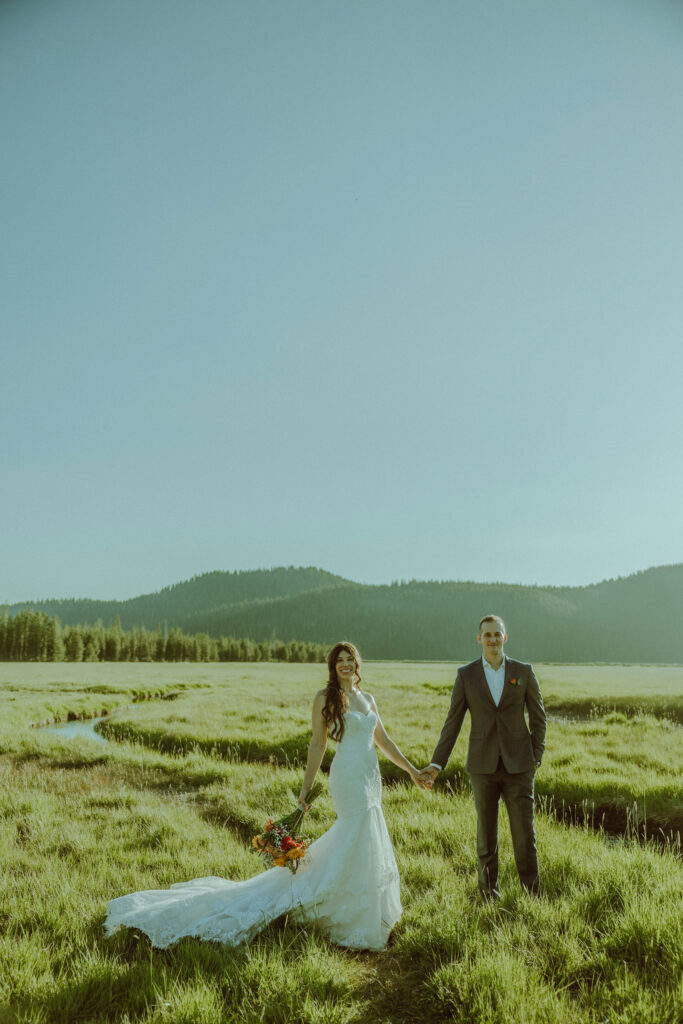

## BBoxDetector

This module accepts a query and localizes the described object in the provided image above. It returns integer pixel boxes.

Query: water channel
[37,705,147,743]
[40,709,577,745]
[42,716,109,743]
[36,708,679,852]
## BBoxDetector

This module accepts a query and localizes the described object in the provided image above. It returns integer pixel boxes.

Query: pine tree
[64,628,85,662]
[45,616,65,661]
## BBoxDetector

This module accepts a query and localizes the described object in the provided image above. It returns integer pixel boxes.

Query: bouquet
[251,783,323,874]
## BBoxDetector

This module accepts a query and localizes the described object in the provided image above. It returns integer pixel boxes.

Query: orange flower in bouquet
[251,783,323,874]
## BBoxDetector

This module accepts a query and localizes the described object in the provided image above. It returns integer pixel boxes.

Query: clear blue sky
[2,0,683,601]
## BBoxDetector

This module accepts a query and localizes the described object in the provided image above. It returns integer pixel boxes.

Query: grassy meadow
[0,661,681,1023]
[92,662,683,840]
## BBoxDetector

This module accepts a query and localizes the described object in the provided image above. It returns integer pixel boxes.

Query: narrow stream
[37,704,149,743]
[42,716,109,743]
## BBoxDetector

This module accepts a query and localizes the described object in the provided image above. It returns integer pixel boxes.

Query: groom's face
[478,622,507,661]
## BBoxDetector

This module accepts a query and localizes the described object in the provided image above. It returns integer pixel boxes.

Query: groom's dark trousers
[431,657,546,899]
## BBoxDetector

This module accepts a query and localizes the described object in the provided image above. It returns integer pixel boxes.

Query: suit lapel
[498,656,514,709]
[476,658,498,708]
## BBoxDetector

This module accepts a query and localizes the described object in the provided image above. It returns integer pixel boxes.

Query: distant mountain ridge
[8,567,352,631]
[6,564,683,663]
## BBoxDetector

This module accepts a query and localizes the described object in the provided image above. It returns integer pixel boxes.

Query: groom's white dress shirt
[481,654,505,706]
[430,655,506,771]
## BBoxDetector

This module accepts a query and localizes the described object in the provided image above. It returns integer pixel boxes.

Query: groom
[420,616,546,900]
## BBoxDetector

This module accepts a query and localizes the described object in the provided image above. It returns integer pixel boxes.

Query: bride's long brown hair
[322,641,362,742]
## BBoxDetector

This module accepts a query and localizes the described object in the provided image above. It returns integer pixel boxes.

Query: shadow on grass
[91,916,439,1024]
[3,914,429,1024]
[535,790,682,853]
[3,921,249,1024]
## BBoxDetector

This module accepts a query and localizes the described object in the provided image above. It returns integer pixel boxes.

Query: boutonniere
[508,677,519,686]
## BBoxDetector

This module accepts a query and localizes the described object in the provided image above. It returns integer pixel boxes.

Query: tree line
[6,564,682,663]
[0,609,326,664]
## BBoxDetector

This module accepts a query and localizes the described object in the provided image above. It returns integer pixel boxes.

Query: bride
[104,641,424,951]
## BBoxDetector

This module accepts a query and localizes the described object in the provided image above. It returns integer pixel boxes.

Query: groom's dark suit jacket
[432,656,546,774]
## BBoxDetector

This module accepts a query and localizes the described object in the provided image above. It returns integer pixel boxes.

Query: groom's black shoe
[479,887,501,903]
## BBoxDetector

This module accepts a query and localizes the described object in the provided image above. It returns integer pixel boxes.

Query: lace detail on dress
[104,703,401,951]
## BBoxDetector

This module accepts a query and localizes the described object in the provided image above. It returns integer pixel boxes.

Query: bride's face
[335,649,356,685]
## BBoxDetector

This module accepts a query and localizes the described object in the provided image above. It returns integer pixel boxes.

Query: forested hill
[6,564,683,663]
[7,567,352,632]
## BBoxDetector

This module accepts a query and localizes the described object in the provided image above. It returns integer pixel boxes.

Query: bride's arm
[297,691,328,808]
[370,697,425,787]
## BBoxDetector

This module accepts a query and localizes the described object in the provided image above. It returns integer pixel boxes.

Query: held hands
[409,766,430,790]
[417,766,439,789]
[410,765,439,790]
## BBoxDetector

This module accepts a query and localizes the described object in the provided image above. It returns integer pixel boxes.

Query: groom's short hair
[478,614,506,633]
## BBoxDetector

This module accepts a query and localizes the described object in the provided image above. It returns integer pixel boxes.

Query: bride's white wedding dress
[103,702,401,951]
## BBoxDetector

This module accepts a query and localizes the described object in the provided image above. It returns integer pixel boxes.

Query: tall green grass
[1,742,681,1023]
[1,661,681,1023]
[83,664,683,840]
